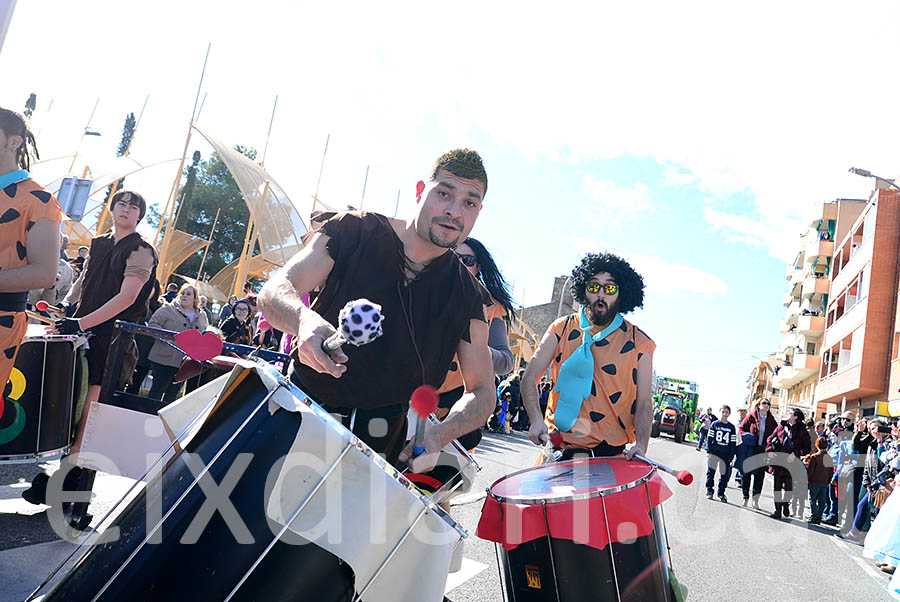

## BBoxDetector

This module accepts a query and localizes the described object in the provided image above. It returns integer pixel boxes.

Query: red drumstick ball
[410,385,438,418]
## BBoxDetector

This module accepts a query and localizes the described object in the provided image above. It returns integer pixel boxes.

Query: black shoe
[742,497,749,507]
[706,490,714,500]
[808,518,821,525]
[769,509,783,520]
[783,505,791,518]
[21,472,49,505]
[823,517,838,526]
[718,493,728,503]
[65,512,93,532]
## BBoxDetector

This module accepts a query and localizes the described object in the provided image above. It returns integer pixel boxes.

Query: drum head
[489,457,654,504]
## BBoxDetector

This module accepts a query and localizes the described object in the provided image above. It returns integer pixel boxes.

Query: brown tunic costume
[74,232,158,386]
[290,212,486,461]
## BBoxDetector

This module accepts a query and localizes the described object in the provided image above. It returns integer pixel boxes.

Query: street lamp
[849,167,900,191]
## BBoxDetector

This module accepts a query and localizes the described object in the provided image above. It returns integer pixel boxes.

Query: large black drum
[478,457,674,602]
[0,326,86,462]
[38,360,463,602]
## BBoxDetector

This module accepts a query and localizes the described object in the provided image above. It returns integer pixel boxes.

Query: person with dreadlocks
[522,252,655,460]
[259,149,495,475]
[434,237,514,448]
[0,107,63,414]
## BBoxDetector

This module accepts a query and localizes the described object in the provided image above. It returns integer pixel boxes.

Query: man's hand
[293,313,347,378]
[529,420,548,446]
[398,421,446,474]
[54,318,83,335]
[625,442,647,460]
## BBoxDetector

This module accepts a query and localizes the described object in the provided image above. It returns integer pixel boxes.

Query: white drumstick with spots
[321,298,384,354]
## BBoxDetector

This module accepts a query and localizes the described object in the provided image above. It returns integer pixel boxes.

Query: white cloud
[702,207,803,262]
[626,254,728,297]
[582,175,652,223]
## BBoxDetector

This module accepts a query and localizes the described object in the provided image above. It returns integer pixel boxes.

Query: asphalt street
[0,432,894,601]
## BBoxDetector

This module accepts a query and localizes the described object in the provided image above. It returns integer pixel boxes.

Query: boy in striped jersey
[705,404,737,502]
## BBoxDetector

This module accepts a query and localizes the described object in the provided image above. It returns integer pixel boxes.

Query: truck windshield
[661,394,684,412]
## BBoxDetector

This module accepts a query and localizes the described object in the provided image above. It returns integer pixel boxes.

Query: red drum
[478,457,674,602]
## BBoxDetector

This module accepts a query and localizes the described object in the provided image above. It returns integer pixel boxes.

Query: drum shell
[0,334,84,461]
[498,506,671,602]
[43,370,355,602]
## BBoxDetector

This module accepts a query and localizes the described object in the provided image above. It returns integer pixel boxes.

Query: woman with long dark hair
[435,237,514,441]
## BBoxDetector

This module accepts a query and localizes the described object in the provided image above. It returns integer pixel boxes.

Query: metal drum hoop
[255,360,469,539]
[487,456,657,505]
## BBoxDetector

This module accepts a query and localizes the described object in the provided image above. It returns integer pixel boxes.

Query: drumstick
[633,453,694,486]
[410,385,438,457]
[26,310,54,324]
[321,298,384,354]
[538,430,563,453]
[35,300,63,314]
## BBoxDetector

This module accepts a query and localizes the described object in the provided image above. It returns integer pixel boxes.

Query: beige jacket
[148,301,210,367]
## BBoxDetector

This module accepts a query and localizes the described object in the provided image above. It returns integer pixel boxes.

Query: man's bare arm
[0,218,59,292]
[399,318,493,472]
[522,324,559,444]
[438,318,494,442]
[625,352,654,459]
[258,233,347,377]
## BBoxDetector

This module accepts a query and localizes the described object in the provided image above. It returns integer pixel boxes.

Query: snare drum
[478,457,674,602]
[42,359,464,602]
[0,325,86,462]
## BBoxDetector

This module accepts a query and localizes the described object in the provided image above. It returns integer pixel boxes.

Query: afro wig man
[570,252,646,314]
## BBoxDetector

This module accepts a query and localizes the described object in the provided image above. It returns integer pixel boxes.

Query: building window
[862,204,877,243]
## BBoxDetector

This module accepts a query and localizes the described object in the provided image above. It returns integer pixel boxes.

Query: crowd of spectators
[699,400,900,586]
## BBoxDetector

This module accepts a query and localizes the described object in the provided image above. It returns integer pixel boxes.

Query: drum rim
[256,360,469,539]
[487,457,657,504]
[0,446,69,463]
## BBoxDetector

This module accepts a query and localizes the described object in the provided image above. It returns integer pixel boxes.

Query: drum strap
[0,291,27,312]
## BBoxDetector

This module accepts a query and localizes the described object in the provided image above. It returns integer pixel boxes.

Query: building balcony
[772,353,821,388]
[782,292,793,307]
[797,314,826,337]
[786,300,801,317]
[801,276,829,299]
[805,240,834,263]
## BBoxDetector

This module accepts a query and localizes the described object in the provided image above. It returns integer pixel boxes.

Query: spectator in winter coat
[805,436,834,524]
[765,408,812,520]
[219,299,253,346]
[740,399,778,509]
[696,407,716,451]
[840,419,889,543]
[705,405,737,502]
[217,295,238,325]
[147,284,209,402]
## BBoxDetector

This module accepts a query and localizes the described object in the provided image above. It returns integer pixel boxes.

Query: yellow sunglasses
[586,282,618,295]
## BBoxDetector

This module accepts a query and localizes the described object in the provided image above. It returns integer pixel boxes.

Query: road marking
[445,557,489,594]
[829,534,887,584]
[450,490,487,506]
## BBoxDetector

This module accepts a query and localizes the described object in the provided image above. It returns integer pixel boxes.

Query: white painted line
[445,557,489,594]
[829,533,888,585]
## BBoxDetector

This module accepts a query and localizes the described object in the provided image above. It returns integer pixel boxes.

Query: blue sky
[2,0,897,405]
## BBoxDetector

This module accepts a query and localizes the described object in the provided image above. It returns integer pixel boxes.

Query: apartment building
[773,199,866,416]
[746,355,782,407]
[815,188,900,418]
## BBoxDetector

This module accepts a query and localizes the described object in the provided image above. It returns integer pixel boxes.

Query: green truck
[651,377,699,443]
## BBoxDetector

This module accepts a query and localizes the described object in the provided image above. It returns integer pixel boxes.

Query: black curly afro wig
[570,252,645,314]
